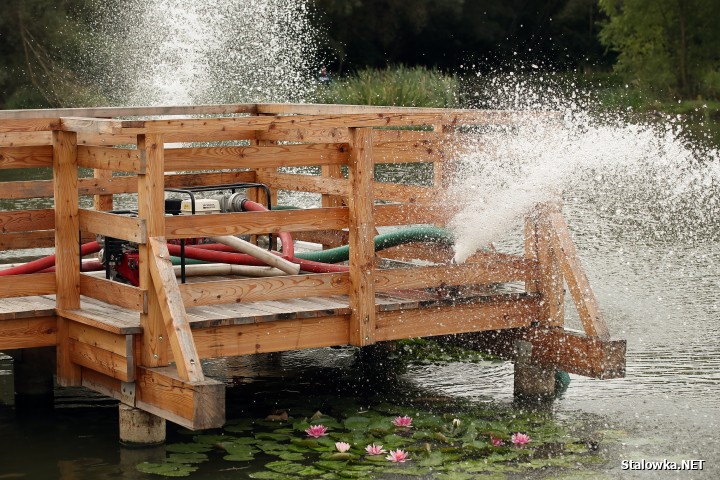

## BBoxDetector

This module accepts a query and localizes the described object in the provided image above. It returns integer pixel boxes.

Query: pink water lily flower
[305,424,328,438]
[392,415,413,428]
[386,449,409,463]
[511,432,531,445]
[365,443,387,455]
[335,441,351,453]
[490,436,504,447]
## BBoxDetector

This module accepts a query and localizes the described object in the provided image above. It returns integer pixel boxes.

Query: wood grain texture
[148,237,204,382]
[0,273,56,298]
[80,273,146,312]
[0,145,53,169]
[0,316,57,349]
[347,128,376,346]
[79,209,146,243]
[77,146,145,173]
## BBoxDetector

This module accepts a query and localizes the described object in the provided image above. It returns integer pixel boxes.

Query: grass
[313,65,459,108]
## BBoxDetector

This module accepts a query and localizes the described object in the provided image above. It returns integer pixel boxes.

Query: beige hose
[208,235,300,275]
[172,263,286,277]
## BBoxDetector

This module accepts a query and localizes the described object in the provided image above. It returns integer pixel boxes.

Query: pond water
[1,176,718,478]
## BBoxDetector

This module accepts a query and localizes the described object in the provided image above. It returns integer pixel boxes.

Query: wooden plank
[375,260,536,292]
[77,145,145,173]
[93,169,114,211]
[377,242,453,263]
[165,207,348,239]
[0,273,56,298]
[257,128,350,143]
[0,131,52,147]
[81,368,123,402]
[53,129,82,386]
[0,208,55,233]
[0,170,256,200]
[0,103,258,120]
[79,209,146,243]
[0,230,94,250]
[0,145,53,169]
[290,229,348,248]
[80,273,146,312]
[257,171,348,196]
[60,117,129,134]
[57,307,141,335]
[0,118,60,133]
[192,315,350,358]
[68,321,131,356]
[148,237,204,382]
[136,365,225,430]
[179,273,351,307]
[374,203,454,227]
[0,296,56,320]
[68,337,132,382]
[372,182,435,203]
[255,103,560,124]
[0,316,57,350]
[164,143,348,171]
[524,328,626,379]
[375,295,539,341]
[548,212,610,340]
[347,128,376,346]
[529,207,564,327]
[137,133,169,368]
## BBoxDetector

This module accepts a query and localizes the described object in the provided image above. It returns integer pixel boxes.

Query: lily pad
[278,452,306,461]
[136,462,199,477]
[166,453,209,464]
[256,432,292,442]
[343,416,371,430]
[265,460,307,474]
[165,443,213,454]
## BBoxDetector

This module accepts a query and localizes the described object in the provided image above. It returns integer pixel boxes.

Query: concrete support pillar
[513,340,555,399]
[119,404,166,446]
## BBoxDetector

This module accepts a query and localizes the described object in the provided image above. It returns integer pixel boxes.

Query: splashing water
[449,73,720,263]
[85,0,321,106]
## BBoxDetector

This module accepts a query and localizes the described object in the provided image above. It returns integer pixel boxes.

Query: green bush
[313,65,459,108]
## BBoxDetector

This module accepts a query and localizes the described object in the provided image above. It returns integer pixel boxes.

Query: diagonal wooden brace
[148,236,204,382]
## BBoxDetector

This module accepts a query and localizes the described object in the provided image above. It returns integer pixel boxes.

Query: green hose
[295,225,454,263]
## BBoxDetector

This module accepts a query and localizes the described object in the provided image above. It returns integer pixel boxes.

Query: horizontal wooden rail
[0,118,60,133]
[80,273,146,312]
[0,230,56,250]
[374,203,453,226]
[0,170,257,200]
[164,143,348,171]
[0,208,55,233]
[68,322,135,382]
[0,131,53,147]
[0,145,53,169]
[0,103,259,120]
[165,207,348,239]
[0,316,57,349]
[0,272,56,298]
[79,209,146,243]
[77,146,145,173]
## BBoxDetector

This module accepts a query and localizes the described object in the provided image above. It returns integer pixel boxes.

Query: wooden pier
[0,104,625,438]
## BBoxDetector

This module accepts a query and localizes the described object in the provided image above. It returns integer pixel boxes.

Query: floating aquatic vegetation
[136,400,613,477]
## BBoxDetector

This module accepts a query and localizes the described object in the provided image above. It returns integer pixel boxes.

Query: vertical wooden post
[525,203,564,327]
[432,124,455,191]
[93,169,114,211]
[53,129,82,386]
[347,127,376,346]
[137,134,168,367]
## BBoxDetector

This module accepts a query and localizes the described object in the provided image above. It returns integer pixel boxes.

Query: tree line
[1,0,718,109]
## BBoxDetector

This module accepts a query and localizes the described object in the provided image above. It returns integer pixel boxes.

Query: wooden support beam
[148,237,204,382]
[79,209,147,243]
[77,146,145,173]
[526,205,564,327]
[53,129,82,386]
[347,128,376,346]
[0,316,57,350]
[0,209,55,233]
[547,211,610,340]
[137,134,169,367]
[524,328,626,379]
[135,366,224,430]
[68,322,134,382]
[0,131,52,147]
[93,169,114,211]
